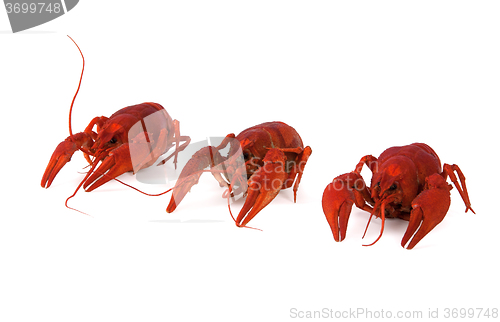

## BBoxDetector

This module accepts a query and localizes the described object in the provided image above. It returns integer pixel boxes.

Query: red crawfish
[322,143,474,249]
[41,37,190,201]
[166,121,312,228]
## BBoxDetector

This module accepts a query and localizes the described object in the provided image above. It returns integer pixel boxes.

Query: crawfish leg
[281,146,312,202]
[442,163,475,214]
[81,116,108,164]
[209,134,238,188]
[157,119,191,168]
[354,155,379,174]
[84,116,108,134]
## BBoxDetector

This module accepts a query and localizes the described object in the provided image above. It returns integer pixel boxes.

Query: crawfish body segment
[230,122,305,165]
[322,143,474,249]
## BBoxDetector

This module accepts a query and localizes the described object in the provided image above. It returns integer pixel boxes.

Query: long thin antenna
[67,35,84,136]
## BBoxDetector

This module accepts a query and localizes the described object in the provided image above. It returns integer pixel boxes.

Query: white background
[1,1,498,321]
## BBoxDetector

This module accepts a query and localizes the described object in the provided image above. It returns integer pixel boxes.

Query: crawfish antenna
[64,158,100,217]
[67,35,85,137]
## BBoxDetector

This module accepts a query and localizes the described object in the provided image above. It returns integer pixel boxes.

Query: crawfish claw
[41,141,79,188]
[167,146,225,213]
[401,173,452,249]
[322,172,373,242]
[235,149,287,227]
[83,128,169,192]
[41,132,93,188]
[321,173,359,242]
[83,144,134,192]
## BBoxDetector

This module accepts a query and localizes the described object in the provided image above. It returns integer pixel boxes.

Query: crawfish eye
[389,183,397,190]
[108,138,117,144]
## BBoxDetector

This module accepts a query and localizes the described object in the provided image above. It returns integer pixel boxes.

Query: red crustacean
[166,121,312,227]
[322,143,474,249]
[41,37,190,197]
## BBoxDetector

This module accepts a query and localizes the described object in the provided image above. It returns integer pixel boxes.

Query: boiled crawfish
[41,37,190,195]
[322,143,474,249]
[166,121,312,227]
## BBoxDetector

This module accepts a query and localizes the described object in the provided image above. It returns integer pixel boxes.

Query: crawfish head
[227,137,262,177]
[91,117,134,159]
[370,156,419,218]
